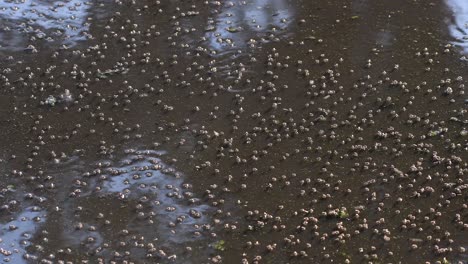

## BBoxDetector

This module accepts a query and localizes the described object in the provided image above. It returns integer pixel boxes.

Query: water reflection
[203,0,295,53]
[96,149,211,245]
[189,0,295,87]
[0,207,46,263]
[23,148,213,262]
[446,0,468,53]
[0,0,99,50]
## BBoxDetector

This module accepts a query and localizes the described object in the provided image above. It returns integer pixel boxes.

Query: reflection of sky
[446,0,468,53]
[40,148,210,256]
[100,149,211,244]
[204,0,294,53]
[0,0,92,50]
[0,207,46,264]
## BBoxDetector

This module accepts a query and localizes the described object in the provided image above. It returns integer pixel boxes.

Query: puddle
[0,0,467,263]
[446,0,468,54]
[0,207,46,263]
[202,0,295,52]
[0,0,109,51]
[16,148,215,263]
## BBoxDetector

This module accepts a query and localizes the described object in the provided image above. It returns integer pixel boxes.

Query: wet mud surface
[0,0,467,263]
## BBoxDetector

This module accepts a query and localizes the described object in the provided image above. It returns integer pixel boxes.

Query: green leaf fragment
[226,26,241,33]
[213,240,226,251]
[338,210,349,219]
[428,130,439,137]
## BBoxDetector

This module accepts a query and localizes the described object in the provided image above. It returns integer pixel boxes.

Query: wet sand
[0,0,467,263]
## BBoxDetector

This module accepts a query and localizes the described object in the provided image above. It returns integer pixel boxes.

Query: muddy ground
[0,0,467,263]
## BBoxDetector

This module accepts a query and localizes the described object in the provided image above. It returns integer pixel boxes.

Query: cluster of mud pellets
[0,0,467,263]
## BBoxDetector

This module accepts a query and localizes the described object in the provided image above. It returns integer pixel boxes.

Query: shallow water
[0,0,112,51]
[446,0,468,54]
[0,0,467,263]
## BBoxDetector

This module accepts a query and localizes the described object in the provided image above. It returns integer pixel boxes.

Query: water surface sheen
[0,0,467,263]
